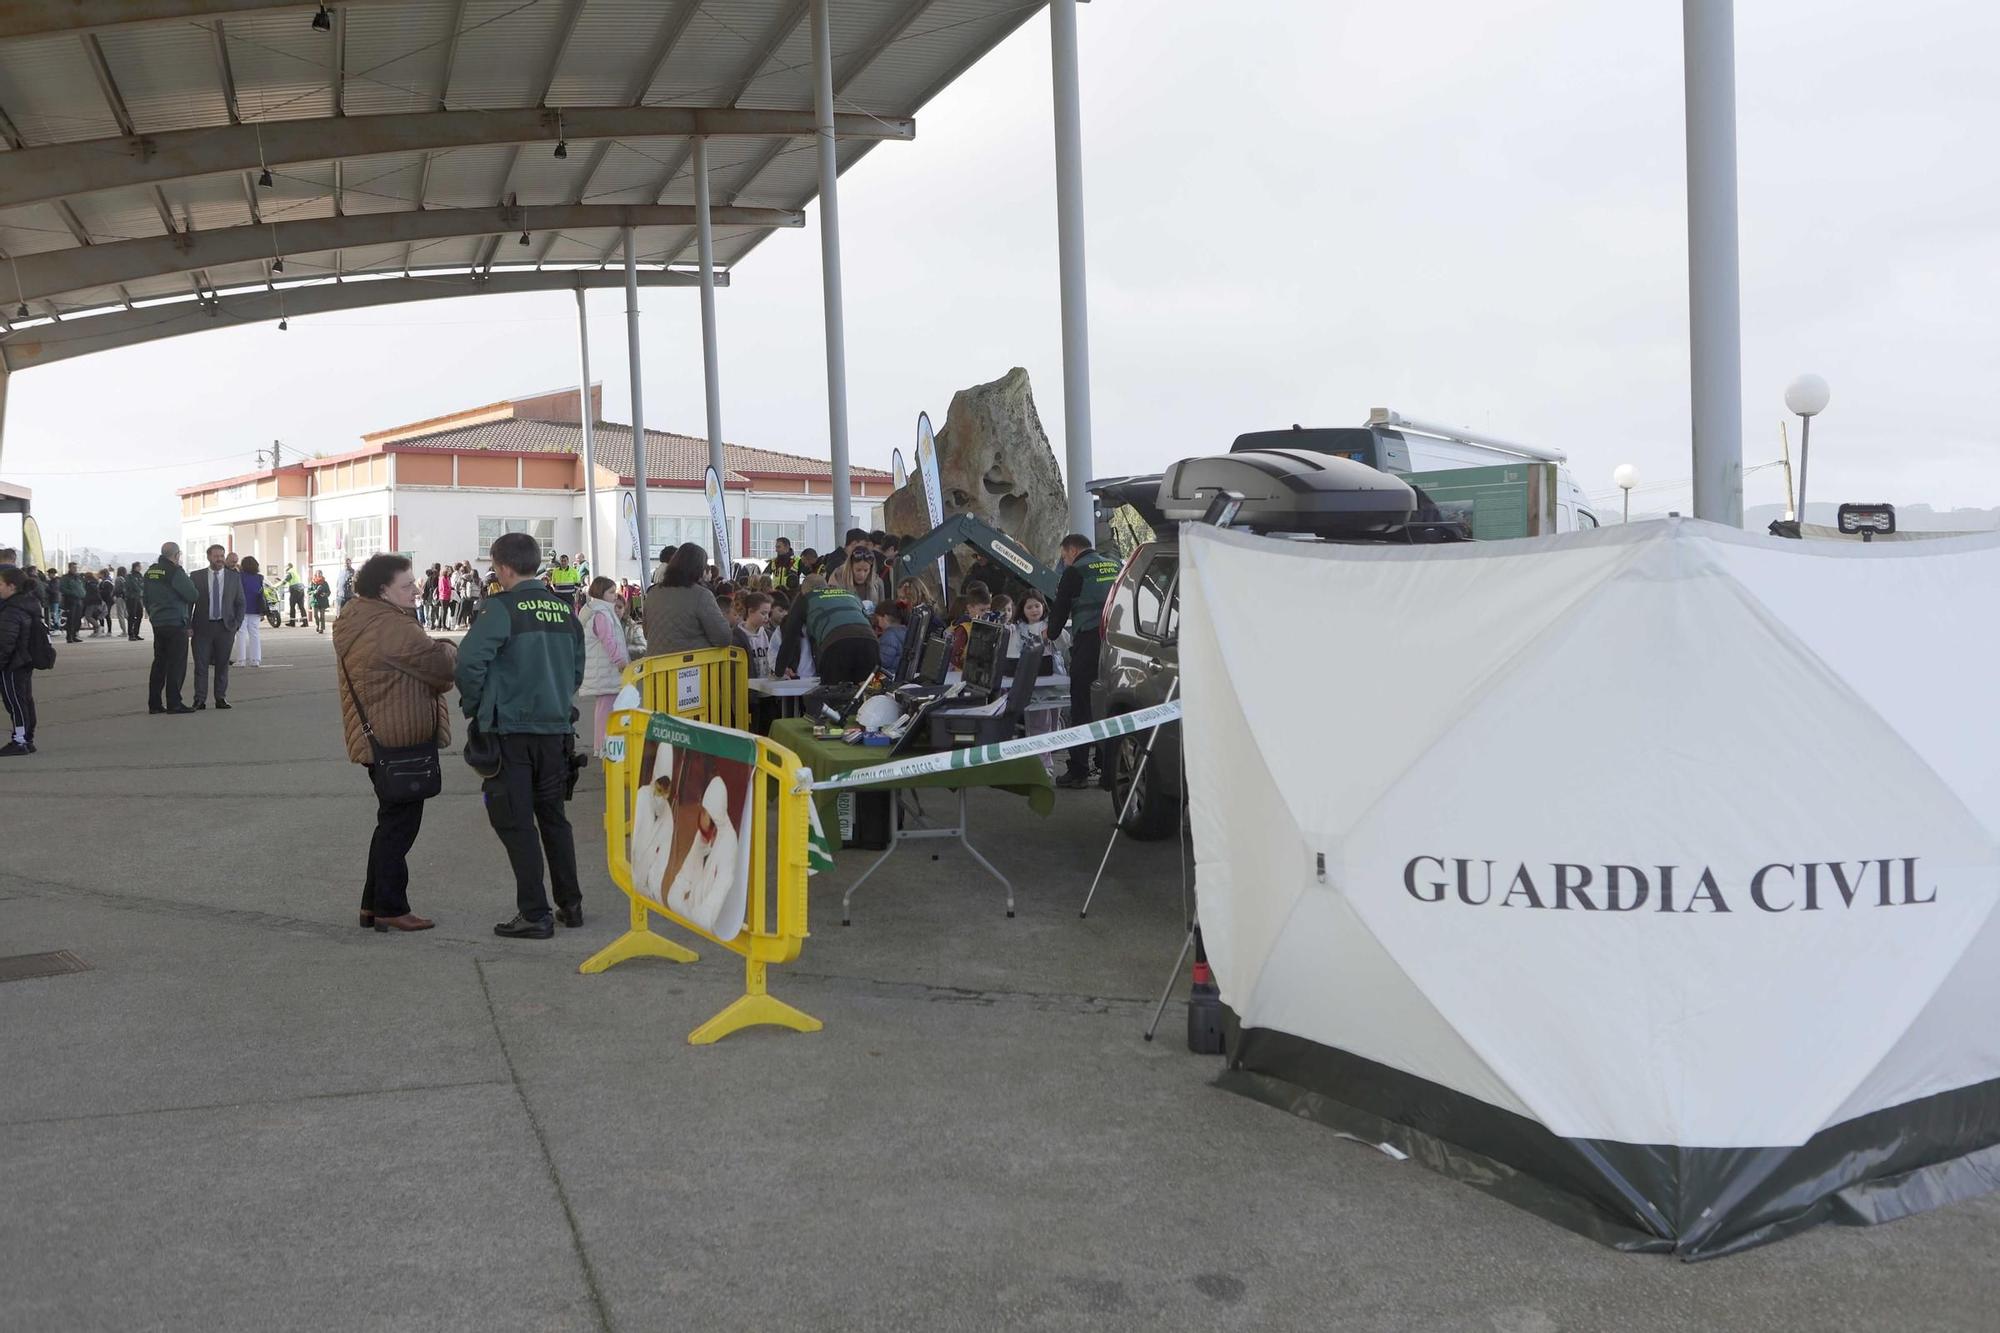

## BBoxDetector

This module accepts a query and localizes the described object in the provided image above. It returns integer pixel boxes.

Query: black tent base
[1218,1010,2000,1260]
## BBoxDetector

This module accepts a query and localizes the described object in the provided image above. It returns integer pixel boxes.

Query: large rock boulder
[883,367,1069,591]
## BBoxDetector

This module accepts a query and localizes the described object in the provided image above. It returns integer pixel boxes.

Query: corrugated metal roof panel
[444,0,568,110]
[733,0,897,112]
[645,2,787,107]
[0,204,88,257]
[336,151,428,213]
[66,191,173,247]
[94,23,230,134]
[419,145,519,210]
[337,242,413,275]
[225,11,339,122]
[545,0,665,107]
[340,0,461,116]
[843,0,1035,115]
[0,35,125,143]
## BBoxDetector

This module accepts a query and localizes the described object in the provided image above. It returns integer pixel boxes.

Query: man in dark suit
[189,543,245,710]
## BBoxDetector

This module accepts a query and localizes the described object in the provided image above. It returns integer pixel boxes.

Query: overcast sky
[6,0,1997,548]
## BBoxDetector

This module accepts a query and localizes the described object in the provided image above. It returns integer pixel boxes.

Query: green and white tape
[795,700,1182,793]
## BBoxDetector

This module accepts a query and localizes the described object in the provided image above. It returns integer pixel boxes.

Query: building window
[646,515,707,556]
[477,516,555,561]
[748,521,805,559]
[313,516,385,563]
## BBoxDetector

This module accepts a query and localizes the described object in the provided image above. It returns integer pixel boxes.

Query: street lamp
[1784,374,1830,523]
[1613,463,1639,523]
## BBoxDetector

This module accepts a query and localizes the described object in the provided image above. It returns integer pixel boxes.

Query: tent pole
[1049,0,1095,536]
[1143,922,1198,1043]
[622,226,650,584]
[694,135,728,566]
[810,0,854,539]
[575,283,600,576]
[1079,676,1179,918]
[1683,0,1744,526]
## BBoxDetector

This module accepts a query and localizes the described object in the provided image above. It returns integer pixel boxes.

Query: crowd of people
[3,523,1117,932]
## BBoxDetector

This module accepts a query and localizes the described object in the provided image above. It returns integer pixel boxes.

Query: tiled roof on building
[386,417,888,488]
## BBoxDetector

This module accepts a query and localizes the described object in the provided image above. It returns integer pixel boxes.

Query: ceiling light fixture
[279,317,289,331]
[271,256,284,273]
[258,167,273,187]
[554,111,567,158]
[312,5,332,33]
[14,302,26,319]
[519,230,531,246]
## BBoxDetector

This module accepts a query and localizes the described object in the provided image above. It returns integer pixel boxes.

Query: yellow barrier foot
[687,992,823,1045]
[578,927,699,974]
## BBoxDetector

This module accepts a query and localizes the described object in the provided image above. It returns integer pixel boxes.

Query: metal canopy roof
[0,0,1046,369]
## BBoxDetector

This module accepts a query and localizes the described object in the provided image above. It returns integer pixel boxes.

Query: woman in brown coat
[333,553,457,932]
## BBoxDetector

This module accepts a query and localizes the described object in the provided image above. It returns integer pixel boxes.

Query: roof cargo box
[1157,450,1415,537]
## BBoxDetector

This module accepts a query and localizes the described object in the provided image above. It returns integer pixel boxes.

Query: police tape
[794,700,1184,793]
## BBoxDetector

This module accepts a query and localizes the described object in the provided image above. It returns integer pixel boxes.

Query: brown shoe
[370,913,435,932]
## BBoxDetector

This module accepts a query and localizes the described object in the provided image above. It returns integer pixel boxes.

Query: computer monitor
[961,620,1007,694]
[917,634,949,687]
[896,606,935,685]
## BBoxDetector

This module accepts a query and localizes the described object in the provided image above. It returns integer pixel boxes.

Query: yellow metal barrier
[582,708,820,1045]
[622,646,750,731]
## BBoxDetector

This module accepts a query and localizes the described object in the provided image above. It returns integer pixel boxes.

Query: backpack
[26,610,57,670]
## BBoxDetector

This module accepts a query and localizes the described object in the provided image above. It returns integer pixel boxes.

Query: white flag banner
[704,466,732,569]
[892,448,909,492]
[916,412,945,589]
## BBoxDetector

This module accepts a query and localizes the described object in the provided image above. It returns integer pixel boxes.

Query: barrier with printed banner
[586,708,820,1044]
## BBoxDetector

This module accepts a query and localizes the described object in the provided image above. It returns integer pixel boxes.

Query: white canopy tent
[1180,518,2000,1257]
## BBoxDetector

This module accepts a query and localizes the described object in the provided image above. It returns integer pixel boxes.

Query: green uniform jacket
[454,578,585,735]
[141,560,198,627]
[58,573,85,601]
[802,585,869,640]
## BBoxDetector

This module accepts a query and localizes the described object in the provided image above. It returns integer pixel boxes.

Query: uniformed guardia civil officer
[455,532,587,939]
[141,542,198,714]
[1045,533,1122,789]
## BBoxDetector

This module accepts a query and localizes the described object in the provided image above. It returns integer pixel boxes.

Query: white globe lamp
[1784,374,1830,522]
[1613,464,1639,523]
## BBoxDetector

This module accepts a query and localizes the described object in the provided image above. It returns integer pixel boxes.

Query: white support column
[1683,0,1743,527]
[0,366,9,475]
[810,0,854,538]
[574,283,601,576]
[694,135,728,563]
[622,225,651,584]
[1049,0,1095,537]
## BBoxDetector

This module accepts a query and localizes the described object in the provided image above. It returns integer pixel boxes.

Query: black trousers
[288,587,306,623]
[483,733,581,921]
[61,597,82,642]
[148,624,189,710]
[125,597,144,639]
[1065,628,1102,777]
[818,633,881,686]
[1,666,33,743]
[190,619,233,704]
[363,780,427,918]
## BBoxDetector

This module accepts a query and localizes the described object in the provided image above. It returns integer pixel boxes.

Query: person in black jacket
[0,564,42,755]
[122,563,146,640]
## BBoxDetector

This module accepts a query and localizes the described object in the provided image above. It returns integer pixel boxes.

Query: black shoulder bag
[337,646,443,802]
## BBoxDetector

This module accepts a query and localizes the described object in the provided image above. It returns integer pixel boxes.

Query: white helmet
[856,694,902,733]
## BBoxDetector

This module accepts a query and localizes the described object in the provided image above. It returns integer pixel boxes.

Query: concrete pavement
[3,623,1998,1331]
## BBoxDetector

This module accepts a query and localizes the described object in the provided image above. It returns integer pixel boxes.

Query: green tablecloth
[770,717,1056,817]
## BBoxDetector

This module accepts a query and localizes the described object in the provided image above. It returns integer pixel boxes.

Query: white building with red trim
[178,386,893,582]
